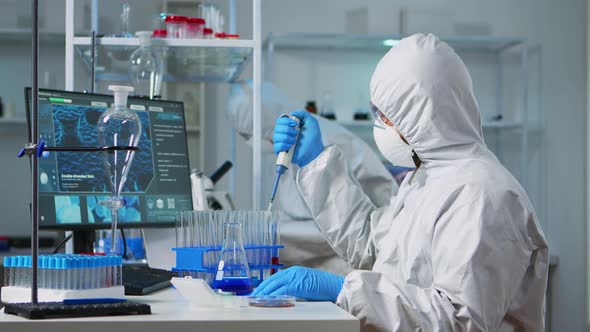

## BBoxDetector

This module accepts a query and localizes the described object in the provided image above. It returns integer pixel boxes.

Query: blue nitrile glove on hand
[251,266,344,302]
[273,110,324,167]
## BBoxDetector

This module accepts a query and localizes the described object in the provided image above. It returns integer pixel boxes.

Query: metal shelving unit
[0,29,64,44]
[73,37,253,83]
[265,32,533,189]
[265,32,524,52]
[64,0,265,211]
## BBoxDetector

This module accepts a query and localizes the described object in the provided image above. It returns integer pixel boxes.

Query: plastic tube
[117,256,123,286]
[3,257,11,287]
[38,256,44,288]
[24,256,32,288]
[64,257,72,289]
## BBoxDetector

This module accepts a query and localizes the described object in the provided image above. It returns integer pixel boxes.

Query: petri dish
[247,295,296,308]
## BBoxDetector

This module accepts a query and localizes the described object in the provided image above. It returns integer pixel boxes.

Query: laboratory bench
[0,287,360,332]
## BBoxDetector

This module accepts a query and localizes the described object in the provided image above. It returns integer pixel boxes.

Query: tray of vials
[2,254,125,303]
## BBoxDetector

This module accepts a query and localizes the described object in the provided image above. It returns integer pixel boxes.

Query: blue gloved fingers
[289,110,311,123]
[251,269,288,295]
[266,284,290,297]
[251,270,292,296]
[273,124,299,136]
[272,132,296,145]
[276,116,298,127]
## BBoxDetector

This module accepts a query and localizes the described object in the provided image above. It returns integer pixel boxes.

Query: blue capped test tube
[39,255,47,288]
[82,256,90,289]
[56,257,65,289]
[3,256,12,287]
[16,256,25,287]
[64,257,74,289]
[24,256,32,287]
[48,256,57,289]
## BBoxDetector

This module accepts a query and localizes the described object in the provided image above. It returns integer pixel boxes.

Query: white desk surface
[0,287,359,332]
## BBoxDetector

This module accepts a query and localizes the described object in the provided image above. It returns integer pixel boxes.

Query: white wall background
[0,0,586,331]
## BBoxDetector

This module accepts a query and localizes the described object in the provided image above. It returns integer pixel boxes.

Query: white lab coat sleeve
[337,187,538,331]
[297,145,384,270]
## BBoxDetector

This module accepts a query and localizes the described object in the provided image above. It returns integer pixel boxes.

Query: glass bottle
[129,31,164,99]
[97,85,142,254]
[212,221,253,295]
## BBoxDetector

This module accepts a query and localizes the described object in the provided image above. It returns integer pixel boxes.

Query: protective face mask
[373,124,416,168]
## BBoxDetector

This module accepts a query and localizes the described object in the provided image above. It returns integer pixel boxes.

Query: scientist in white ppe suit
[226,81,397,275]
[253,34,549,331]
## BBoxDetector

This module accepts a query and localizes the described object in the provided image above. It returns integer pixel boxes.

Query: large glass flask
[97,85,142,254]
[128,31,164,99]
[212,221,253,295]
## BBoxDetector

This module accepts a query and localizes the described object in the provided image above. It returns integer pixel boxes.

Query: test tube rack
[172,245,284,287]
[1,254,125,304]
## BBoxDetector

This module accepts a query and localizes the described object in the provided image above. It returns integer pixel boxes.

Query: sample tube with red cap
[186,18,205,38]
[165,15,188,39]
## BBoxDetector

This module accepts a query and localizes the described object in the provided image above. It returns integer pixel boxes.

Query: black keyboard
[123,264,176,296]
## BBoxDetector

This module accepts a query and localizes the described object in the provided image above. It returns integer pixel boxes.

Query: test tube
[98,256,104,288]
[39,256,46,288]
[88,256,95,289]
[102,256,108,288]
[63,257,71,289]
[105,256,110,287]
[3,257,11,287]
[72,256,79,289]
[48,256,57,289]
[96,256,102,288]
[85,256,92,289]
[14,256,22,287]
[24,256,32,288]
[56,257,64,289]
[74,256,80,289]
[117,256,123,286]
[176,212,184,248]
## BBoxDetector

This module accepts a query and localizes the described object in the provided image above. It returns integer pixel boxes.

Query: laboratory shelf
[265,33,525,53]
[74,37,253,83]
[337,120,523,130]
[0,29,64,45]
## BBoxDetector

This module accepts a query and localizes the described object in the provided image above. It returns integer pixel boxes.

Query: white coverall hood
[227,81,397,275]
[371,33,485,166]
[297,33,548,331]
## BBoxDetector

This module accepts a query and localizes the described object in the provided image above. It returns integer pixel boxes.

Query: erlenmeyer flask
[212,221,253,295]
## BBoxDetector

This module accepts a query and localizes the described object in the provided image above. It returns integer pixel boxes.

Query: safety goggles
[370,102,394,127]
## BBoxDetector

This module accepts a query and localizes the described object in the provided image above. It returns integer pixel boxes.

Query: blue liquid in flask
[213,277,253,295]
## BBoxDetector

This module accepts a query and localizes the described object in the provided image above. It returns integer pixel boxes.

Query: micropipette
[268,114,301,211]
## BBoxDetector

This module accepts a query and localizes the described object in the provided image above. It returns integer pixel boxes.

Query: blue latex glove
[273,110,324,167]
[251,266,344,302]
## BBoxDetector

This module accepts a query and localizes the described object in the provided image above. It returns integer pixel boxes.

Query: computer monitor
[25,88,193,233]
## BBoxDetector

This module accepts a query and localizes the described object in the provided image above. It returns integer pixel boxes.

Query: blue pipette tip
[276,164,287,175]
[269,165,288,210]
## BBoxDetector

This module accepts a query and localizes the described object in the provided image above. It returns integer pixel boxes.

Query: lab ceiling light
[383,39,400,47]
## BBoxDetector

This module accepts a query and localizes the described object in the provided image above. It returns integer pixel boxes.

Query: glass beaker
[212,221,253,295]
